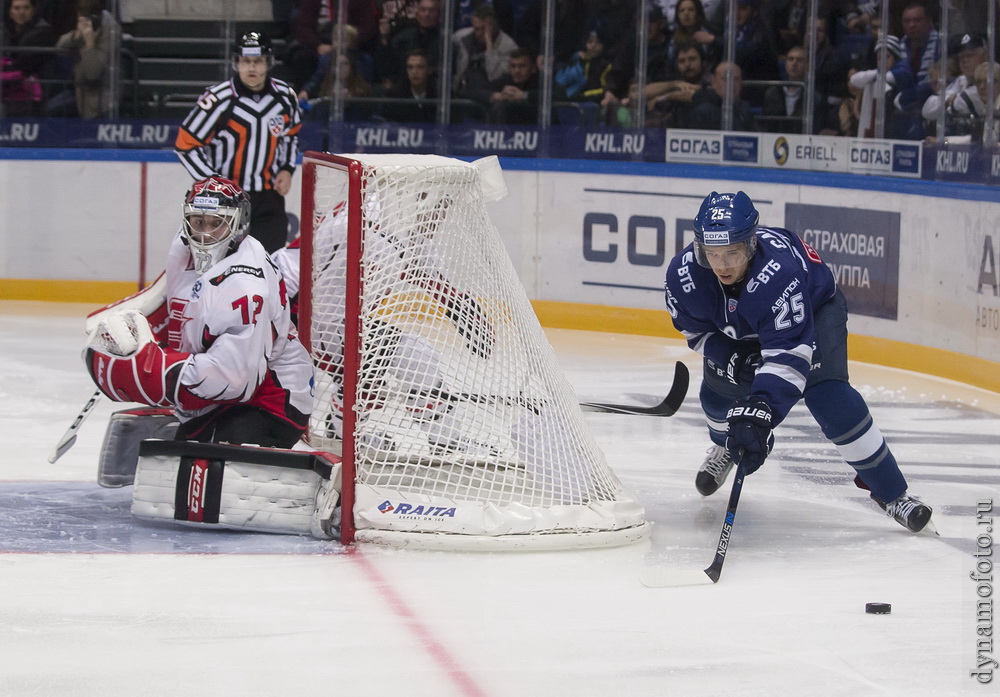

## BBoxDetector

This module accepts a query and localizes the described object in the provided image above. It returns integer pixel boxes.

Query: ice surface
[2,301,998,697]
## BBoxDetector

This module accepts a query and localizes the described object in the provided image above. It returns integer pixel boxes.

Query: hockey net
[299,152,648,549]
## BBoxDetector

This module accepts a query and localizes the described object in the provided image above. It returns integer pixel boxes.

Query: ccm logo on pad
[187,458,210,522]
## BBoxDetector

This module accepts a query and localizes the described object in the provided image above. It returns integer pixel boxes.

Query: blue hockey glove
[725,397,774,474]
[725,346,761,386]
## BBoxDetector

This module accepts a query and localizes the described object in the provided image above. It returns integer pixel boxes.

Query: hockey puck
[865,602,891,614]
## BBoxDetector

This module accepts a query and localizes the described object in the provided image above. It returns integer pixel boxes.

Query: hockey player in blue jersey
[664,191,932,533]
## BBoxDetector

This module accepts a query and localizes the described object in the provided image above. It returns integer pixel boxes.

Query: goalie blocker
[132,440,342,539]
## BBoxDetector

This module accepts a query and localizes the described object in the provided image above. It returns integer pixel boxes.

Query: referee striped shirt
[175,77,302,193]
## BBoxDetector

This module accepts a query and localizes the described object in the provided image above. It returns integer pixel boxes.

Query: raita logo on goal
[376,500,457,519]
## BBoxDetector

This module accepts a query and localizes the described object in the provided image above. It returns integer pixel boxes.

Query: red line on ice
[349,549,488,697]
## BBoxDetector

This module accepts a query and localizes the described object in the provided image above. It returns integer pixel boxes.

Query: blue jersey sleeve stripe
[758,363,808,391]
[762,344,813,363]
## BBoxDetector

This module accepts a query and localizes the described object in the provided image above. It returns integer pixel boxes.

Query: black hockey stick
[407,385,545,414]
[579,361,689,417]
[640,453,748,587]
[48,388,103,464]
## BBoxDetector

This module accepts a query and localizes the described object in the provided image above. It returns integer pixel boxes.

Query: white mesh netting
[302,153,648,548]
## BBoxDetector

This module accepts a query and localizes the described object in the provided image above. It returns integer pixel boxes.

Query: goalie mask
[182,177,251,274]
[692,190,759,269]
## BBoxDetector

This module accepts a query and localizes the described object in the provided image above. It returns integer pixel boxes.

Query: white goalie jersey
[162,232,313,428]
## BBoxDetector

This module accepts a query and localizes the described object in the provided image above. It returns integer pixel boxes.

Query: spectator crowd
[3,0,1000,142]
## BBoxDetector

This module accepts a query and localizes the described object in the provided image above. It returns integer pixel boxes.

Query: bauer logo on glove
[725,397,774,475]
[726,403,772,424]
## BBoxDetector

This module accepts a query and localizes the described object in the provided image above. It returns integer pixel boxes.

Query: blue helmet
[692,191,759,268]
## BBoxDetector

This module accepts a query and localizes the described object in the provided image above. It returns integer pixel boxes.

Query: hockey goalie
[83,176,339,539]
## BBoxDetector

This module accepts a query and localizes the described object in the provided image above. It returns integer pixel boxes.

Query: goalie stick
[48,389,103,464]
[579,361,689,417]
[639,454,748,587]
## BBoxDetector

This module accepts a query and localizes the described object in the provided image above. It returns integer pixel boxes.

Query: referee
[174,31,302,253]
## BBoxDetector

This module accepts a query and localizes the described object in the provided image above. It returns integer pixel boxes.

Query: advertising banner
[921,143,1000,186]
[327,122,440,154]
[563,127,665,161]
[784,203,900,320]
[757,133,921,177]
[664,129,760,165]
[760,133,849,172]
[0,118,976,186]
[666,129,922,179]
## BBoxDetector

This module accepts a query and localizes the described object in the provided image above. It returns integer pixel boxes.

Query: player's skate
[871,492,933,533]
[696,445,735,496]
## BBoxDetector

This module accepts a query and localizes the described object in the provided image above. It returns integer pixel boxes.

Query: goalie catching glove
[84,309,207,411]
[725,396,774,474]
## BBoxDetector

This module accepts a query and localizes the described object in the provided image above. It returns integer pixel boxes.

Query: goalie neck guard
[182,177,251,274]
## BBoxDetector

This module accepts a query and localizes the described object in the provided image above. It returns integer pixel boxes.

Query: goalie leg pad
[98,407,179,488]
[131,440,342,539]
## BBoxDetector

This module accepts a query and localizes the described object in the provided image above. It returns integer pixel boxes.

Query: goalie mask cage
[300,152,649,549]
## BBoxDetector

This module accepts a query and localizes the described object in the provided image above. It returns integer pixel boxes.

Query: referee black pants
[248,189,290,254]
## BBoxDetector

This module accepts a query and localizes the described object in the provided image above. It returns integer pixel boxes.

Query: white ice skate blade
[639,566,715,588]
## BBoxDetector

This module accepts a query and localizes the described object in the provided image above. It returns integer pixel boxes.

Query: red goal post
[299,151,649,549]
